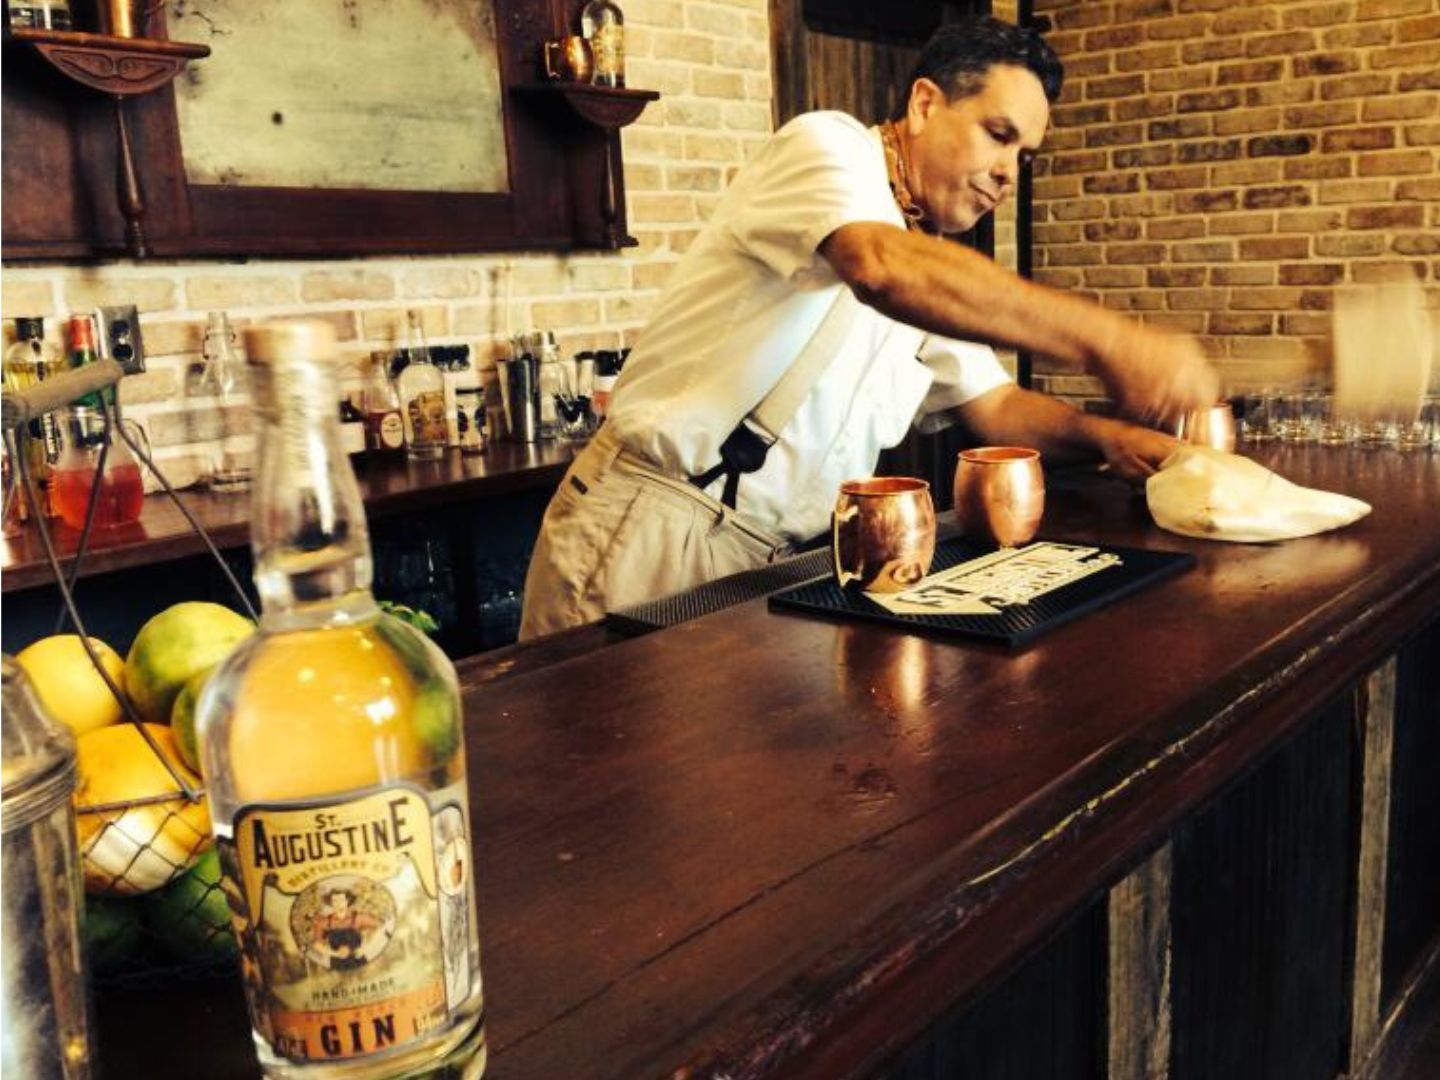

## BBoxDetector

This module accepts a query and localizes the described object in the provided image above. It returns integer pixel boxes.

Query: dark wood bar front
[94,445,1440,1080]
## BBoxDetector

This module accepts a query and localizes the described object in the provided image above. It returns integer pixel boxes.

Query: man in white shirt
[520,17,1220,639]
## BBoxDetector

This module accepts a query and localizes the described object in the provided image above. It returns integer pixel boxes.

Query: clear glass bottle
[198,311,254,490]
[194,321,485,1080]
[4,317,62,516]
[361,352,405,455]
[6,0,73,30]
[394,311,447,461]
[580,0,624,88]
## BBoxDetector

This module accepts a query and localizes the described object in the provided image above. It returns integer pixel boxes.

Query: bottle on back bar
[194,321,486,1080]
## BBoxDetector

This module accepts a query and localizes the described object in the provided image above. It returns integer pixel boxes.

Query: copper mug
[1176,402,1237,452]
[832,477,936,593]
[953,447,1045,548]
[543,36,595,82]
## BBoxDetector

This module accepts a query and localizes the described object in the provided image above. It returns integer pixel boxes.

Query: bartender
[520,17,1220,639]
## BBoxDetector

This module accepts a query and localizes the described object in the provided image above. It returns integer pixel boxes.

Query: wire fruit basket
[3,358,256,984]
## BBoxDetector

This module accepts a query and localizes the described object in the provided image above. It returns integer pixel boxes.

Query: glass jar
[580,0,624,87]
[50,410,147,532]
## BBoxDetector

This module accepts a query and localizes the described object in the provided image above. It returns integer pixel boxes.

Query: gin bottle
[194,321,486,1080]
[580,0,624,87]
[394,311,447,461]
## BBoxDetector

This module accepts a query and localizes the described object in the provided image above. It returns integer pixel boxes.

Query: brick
[1084,25,1145,50]
[1284,102,1361,129]
[117,370,179,406]
[1283,2,1356,29]
[1319,178,1395,202]
[1277,209,1344,232]
[1171,240,1235,262]
[360,306,447,343]
[1292,51,1361,77]
[625,163,663,191]
[1033,268,1085,289]
[1211,160,1283,184]
[1357,149,1436,175]
[1085,220,1143,241]
[1404,123,1440,146]
[1151,68,1215,91]
[665,164,724,191]
[1207,212,1276,235]
[141,319,205,357]
[1393,233,1440,255]
[631,261,678,291]
[1108,193,1174,216]
[565,262,631,292]
[1215,108,1282,136]
[1086,173,1141,195]
[1113,145,1176,167]
[1101,291,1166,312]
[665,98,722,128]
[1243,185,1313,209]
[1241,236,1311,260]
[1086,123,1146,147]
[1210,312,1275,334]
[1146,14,1210,39]
[1045,245,1107,266]
[1148,266,1208,287]
[1035,223,1086,244]
[1352,261,1427,284]
[1363,94,1439,122]
[1211,265,1277,285]
[692,70,745,99]
[1147,218,1208,240]
[1052,198,1109,220]
[1149,117,1212,140]
[1247,31,1318,57]
[66,276,178,314]
[1089,74,1148,99]
[1051,4,1115,30]
[1322,128,1397,152]
[1116,44,1180,72]
[1178,139,1241,162]
[400,267,483,300]
[1320,75,1395,101]
[1316,234,1388,256]
[683,133,741,162]
[713,38,767,70]
[1247,134,1314,157]
[1323,23,1395,48]
[1052,150,1110,174]
[1174,189,1238,213]
[1176,0,1247,10]
[1168,288,1227,310]
[1116,95,1177,121]
[1229,286,1305,310]
[1177,88,1244,114]
[1181,39,1245,63]
[1,277,56,318]
[531,298,603,327]
[1399,70,1440,92]
[722,102,771,132]
[1139,312,1207,332]
[1066,54,1118,79]
[185,275,294,310]
[267,310,358,342]
[1083,267,1148,288]
[1053,103,1113,127]
[1220,60,1287,85]
[295,270,392,304]
[1280,263,1344,285]
[1047,129,1088,152]
[1147,165,1209,189]
[1373,43,1440,70]
[1346,205,1426,228]
[1106,242,1168,263]
[1247,81,1317,106]
[1035,176,1084,199]
[1398,13,1440,41]
[1397,177,1440,200]
[1284,158,1354,180]
[1281,313,1333,336]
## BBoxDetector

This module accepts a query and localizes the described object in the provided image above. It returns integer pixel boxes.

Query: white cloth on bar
[1146,445,1371,543]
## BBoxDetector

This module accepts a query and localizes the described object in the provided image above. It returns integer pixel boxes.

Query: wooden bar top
[1,440,580,593]
[95,445,1440,1080]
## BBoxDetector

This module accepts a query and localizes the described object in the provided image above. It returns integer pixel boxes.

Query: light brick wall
[1,0,772,488]
[1029,0,1440,409]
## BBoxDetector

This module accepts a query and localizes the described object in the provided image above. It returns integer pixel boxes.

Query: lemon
[125,602,253,723]
[14,635,127,737]
[74,723,212,896]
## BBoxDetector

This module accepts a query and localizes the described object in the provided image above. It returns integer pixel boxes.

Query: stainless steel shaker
[1,656,92,1079]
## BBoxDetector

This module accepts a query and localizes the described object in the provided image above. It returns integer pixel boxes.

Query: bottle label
[366,411,405,450]
[221,783,476,1064]
[407,391,449,446]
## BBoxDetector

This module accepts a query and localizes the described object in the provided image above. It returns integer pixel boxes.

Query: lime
[169,666,214,773]
[125,602,253,723]
[413,679,461,762]
[84,896,144,977]
[142,849,238,963]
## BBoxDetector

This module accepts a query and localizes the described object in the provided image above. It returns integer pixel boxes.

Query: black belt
[689,421,772,509]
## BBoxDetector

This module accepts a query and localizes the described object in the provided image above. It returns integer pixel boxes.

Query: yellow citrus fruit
[223,624,425,804]
[14,635,127,737]
[74,723,211,896]
[125,602,253,723]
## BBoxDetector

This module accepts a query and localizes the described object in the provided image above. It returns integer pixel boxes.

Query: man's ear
[906,77,946,134]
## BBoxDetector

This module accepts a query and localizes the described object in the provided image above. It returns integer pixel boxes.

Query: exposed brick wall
[1029,0,1440,408]
[1,0,772,489]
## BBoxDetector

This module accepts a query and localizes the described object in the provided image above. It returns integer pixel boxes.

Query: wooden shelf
[6,27,209,95]
[513,83,659,129]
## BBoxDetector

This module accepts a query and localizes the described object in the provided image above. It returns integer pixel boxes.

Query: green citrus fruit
[125,602,253,723]
[169,666,214,773]
[142,848,238,963]
[84,896,144,977]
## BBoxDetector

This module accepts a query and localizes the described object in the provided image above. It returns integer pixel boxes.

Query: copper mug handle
[831,504,862,589]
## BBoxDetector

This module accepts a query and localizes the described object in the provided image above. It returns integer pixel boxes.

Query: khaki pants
[519,428,790,640]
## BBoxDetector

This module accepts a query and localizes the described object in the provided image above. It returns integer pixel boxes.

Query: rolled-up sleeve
[912,335,1014,433]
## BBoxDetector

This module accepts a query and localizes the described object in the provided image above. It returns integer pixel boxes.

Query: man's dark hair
[893,17,1063,119]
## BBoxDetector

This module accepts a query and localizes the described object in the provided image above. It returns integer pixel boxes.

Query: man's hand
[1092,323,1221,427]
[1093,421,1180,483]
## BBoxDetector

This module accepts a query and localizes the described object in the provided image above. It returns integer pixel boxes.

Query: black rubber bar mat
[768,537,1196,648]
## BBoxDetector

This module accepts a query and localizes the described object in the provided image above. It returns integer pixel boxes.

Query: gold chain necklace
[880,120,932,233]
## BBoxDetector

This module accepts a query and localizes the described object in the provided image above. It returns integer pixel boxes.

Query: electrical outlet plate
[96,305,146,375]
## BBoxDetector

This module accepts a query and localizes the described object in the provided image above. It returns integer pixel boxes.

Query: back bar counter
[98,444,1440,1080]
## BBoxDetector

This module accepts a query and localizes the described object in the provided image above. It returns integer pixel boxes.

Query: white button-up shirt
[608,111,1012,542]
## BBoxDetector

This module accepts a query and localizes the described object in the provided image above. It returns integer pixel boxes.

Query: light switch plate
[96,305,146,374]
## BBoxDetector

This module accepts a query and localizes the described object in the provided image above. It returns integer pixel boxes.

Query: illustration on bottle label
[407,392,449,445]
[220,785,473,1064]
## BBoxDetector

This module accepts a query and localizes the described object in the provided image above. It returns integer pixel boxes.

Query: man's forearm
[955,384,1119,463]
